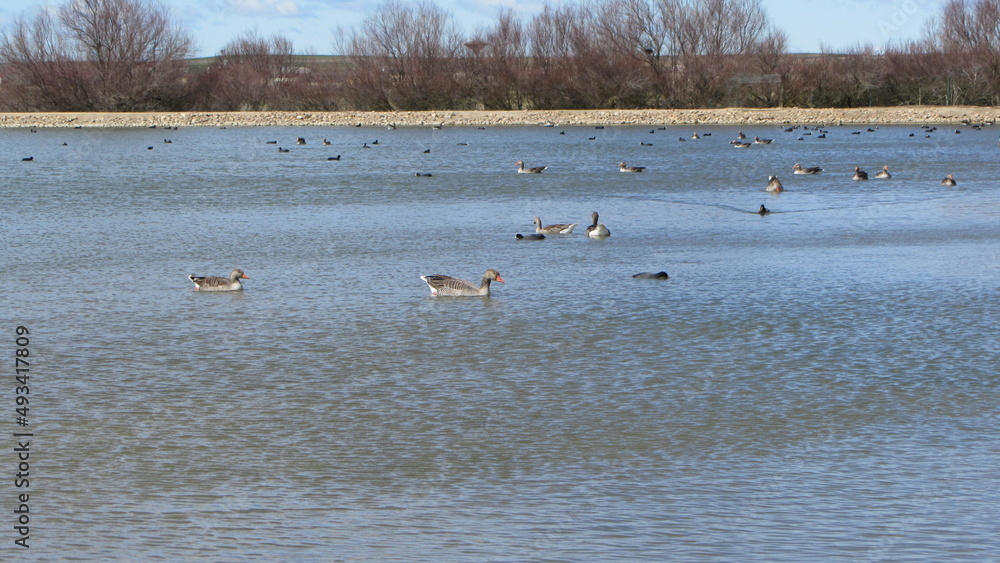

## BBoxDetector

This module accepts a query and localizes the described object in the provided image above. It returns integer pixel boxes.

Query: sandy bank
[2,106,999,128]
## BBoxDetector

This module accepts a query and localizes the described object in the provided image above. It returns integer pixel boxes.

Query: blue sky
[0,0,947,57]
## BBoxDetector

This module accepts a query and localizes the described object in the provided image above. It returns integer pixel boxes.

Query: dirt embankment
[2,106,999,128]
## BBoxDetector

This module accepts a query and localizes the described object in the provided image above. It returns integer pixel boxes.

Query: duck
[295,137,306,145]
[533,216,577,235]
[188,269,249,291]
[21,156,33,161]
[585,211,611,237]
[753,136,774,144]
[875,165,891,179]
[633,272,669,279]
[619,161,646,172]
[758,204,770,215]
[941,174,957,186]
[278,147,290,153]
[852,166,869,180]
[516,160,547,173]
[414,172,433,177]
[515,233,545,240]
[327,155,341,160]
[792,163,822,174]
[421,269,503,297]
[766,175,783,192]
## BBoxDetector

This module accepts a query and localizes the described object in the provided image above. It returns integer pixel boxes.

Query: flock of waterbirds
[17,119,980,297]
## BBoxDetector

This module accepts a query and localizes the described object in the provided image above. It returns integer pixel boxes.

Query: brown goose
[852,167,869,181]
[753,136,774,144]
[766,175,783,192]
[533,216,577,235]
[619,161,646,172]
[585,211,611,237]
[792,163,823,174]
[875,165,891,179]
[188,269,249,291]
[516,160,547,173]
[941,174,957,186]
[421,269,504,296]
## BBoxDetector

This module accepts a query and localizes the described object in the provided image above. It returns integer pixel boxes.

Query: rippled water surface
[3,122,999,561]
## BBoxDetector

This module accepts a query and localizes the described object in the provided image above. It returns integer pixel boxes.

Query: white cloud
[228,0,301,17]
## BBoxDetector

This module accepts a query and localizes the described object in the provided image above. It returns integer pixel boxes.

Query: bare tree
[197,30,298,110]
[337,0,465,110]
[0,9,90,110]
[0,0,193,110]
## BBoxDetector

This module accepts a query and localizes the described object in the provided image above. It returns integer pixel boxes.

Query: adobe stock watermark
[878,0,935,39]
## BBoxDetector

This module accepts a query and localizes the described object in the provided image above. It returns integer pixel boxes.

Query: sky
[0,0,949,58]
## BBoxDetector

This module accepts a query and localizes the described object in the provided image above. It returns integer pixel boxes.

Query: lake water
[2,122,999,561]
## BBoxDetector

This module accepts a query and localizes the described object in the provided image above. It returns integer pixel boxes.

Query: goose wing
[420,274,478,295]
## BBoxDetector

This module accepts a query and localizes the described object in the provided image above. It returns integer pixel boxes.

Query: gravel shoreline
[2,106,999,128]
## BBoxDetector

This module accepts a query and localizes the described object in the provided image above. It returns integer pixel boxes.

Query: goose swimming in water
[754,136,774,144]
[421,269,503,296]
[766,175,783,192]
[758,204,770,215]
[585,211,610,237]
[188,269,249,291]
[516,160,547,173]
[941,174,957,186]
[792,163,822,174]
[875,165,891,179]
[853,167,869,181]
[619,161,646,172]
[533,216,577,235]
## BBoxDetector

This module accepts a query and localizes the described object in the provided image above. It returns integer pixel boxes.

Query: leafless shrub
[335,0,465,110]
[195,31,300,110]
[0,0,193,111]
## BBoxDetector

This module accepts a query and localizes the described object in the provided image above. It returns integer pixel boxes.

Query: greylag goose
[792,163,822,174]
[737,131,746,139]
[585,211,611,237]
[731,140,752,148]
[516,160,547,173]
[633,271,669,279]
[296,137,306,145]
[691,132,700,139]
[758,204,770,215]
[619,161,646,172]
[533,216,577,234]
[754,136,774,144]
[852,166,869,180]
[766,175,783,192]
[188,269,249,291]
[322,138,331,145]
[421,269,503,296]
[875,165,891,179]
[941,174,957,186]
[516,233,545,240]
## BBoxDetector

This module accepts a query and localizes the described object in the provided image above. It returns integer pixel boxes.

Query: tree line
[2,0,1000,112]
